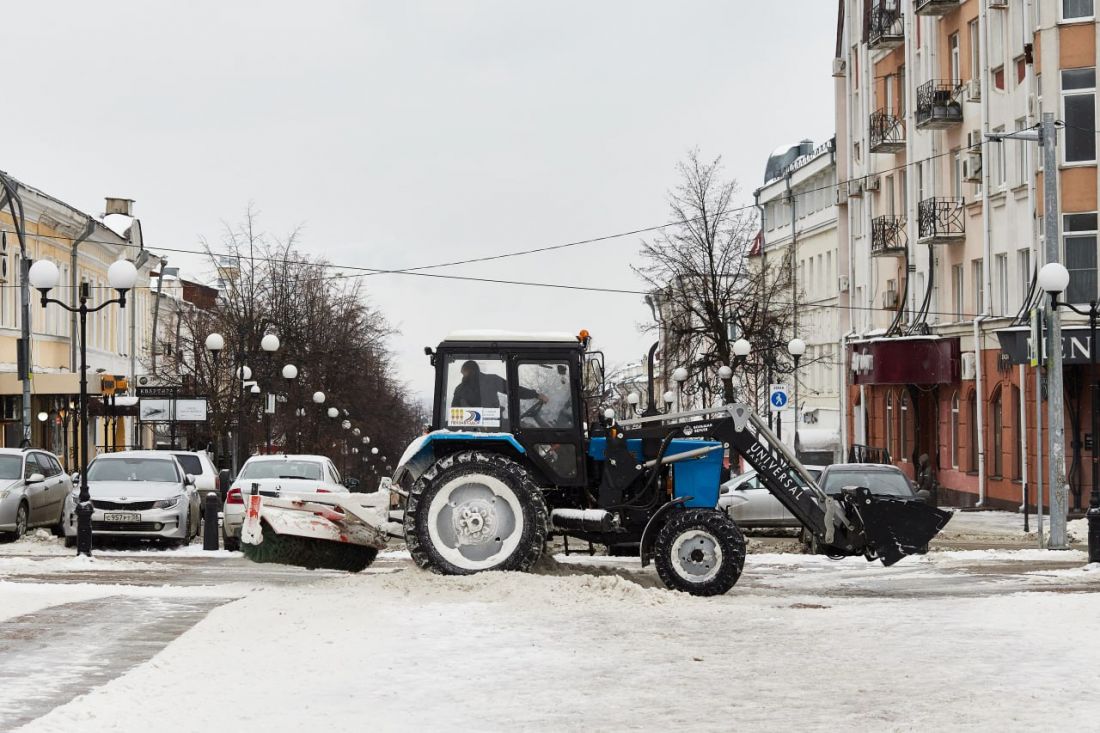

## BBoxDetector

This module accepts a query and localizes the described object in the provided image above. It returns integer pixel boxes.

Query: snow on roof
[445,330,579,343]
[102,213,133,239]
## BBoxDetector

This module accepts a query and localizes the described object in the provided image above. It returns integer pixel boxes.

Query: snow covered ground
[2,527,1097,732]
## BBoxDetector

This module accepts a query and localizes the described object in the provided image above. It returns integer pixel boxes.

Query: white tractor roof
[444,330,580,343]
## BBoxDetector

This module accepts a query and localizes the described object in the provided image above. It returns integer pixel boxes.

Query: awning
[796,428,840,452]
[0,372,102,396]
[849,337,960,385]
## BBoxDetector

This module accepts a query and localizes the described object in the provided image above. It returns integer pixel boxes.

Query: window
[991,388,1004,477]
[991,126,1006,189]
[968,391,979,472]
[1018,248,1032,307]
[968,20,980,81]
[898,65,906,115]
[1011,0,1025,57]
[990,6,1005,74]
[1062,68,1096,163]
[995,254,1009,316]
[1064,213,1098,304]
[884,73,895,113]
[445,356,510,431]
[1012,385,1023,479]
[1014,118,1028,186]
[1062,0,1094,21]
[517,361,575,430]
[886,392,895,458]
[973,259,985,315]
[953,153,963,199]
[950,33,961,81]
[950,392,960,469]
[953,265,965,320]
[886,174,895,217]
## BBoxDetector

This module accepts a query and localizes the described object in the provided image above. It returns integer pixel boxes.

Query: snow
[12,546,1100,732]
[445,329,579,342]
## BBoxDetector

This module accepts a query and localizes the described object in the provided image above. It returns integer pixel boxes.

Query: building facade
[835,0,1098,510]
[755,139,843,463]
[0,176,159,467]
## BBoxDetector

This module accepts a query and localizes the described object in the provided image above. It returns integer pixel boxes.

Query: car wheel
[223,529,240,552]
[0,502,30,543]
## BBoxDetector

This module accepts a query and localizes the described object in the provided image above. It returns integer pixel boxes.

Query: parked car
[808,463,923,554]
[62,450,201,547]
[168,450,221,513]
[719,465,825,528]
[222,454,349,551]
[0,448,73,541]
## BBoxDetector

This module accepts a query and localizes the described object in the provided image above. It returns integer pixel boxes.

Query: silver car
[0,449,73,541]
[62,451,201,547]
[718,465,825,528]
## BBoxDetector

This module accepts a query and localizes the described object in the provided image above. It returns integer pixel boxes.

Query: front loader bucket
[843,488,953,566]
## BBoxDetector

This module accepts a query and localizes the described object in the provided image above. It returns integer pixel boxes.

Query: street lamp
[30,257,137,557]
[327,407,339,419]
[37,411,48,423]
[717,338,752,404]
[261,333,280,353]
[282,364,299,452]
[1039,262,1100,561]
[205,333,225,354]
[787,337,806,449]
[313,391,325,405]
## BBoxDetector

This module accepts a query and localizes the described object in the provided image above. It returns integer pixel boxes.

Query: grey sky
[3,1,835,399]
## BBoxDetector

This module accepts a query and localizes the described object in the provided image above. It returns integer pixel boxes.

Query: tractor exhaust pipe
[551,508,619,533]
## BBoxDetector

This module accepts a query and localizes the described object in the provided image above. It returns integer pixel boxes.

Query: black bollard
[203,493,221,551]
[1088,493,1100,564]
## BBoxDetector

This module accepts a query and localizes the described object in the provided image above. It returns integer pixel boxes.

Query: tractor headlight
[152,496,181,510]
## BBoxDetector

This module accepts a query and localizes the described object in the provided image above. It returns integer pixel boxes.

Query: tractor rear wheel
[404,451,547,575]
[653,509,746,596]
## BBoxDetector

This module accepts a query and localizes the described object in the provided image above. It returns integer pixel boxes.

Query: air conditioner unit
[961,352,977,380]
[966,130,983,149]
[848,180,864,198]
[882,289,899,309]
[989,0,1008,8]
[838,274,850,293]
[863,175,881,192]
[1027,93,1038,116]
[832,58,847,77]
[962,151,983,182]
[965,78,982,103]
[834,182,848,205]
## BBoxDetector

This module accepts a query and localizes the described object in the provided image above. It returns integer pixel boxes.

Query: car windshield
[822,470,914,497]
[239,460,323,481]
[0,455,22,480]
[87,458,180,483]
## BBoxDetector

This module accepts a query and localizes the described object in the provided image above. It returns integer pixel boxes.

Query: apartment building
[0,177,159,465]
[835,0,1098,510]
[755,139,843,463]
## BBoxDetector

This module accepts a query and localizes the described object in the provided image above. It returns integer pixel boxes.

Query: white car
[168,450,223,513]
[222,454,348,551]
[718,465,826,528]
[0,448,73,541]
[62,451,201,547]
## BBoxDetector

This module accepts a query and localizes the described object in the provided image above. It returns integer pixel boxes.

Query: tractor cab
[428,331,590,487]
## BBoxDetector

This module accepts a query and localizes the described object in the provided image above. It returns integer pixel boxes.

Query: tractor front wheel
[404,451,547,575]
[653,509,746,596]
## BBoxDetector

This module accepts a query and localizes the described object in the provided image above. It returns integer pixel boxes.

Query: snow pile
[0,555,153,577]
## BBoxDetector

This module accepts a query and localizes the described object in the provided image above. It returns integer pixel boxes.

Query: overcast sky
[2,1,835,400]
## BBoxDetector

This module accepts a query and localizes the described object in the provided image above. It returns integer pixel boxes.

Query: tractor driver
[452,360,548,412]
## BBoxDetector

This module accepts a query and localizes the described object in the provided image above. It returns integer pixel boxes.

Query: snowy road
[0,516,1098,732]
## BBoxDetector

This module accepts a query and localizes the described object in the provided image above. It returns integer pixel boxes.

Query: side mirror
[71,472,80,484]
[345,477,361,491]
[26,473,45,484]
[916,489,932,505]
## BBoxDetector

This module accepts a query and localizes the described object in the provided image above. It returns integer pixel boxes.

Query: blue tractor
[387,330,951,596]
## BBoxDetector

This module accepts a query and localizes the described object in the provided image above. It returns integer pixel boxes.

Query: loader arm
[615,404,951,565]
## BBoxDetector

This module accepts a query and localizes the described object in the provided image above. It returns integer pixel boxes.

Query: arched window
[900,391,911,461]
[968,391,979,472]
[950,392,960,469]
[991,387,1003,478]
[885,391,895,459]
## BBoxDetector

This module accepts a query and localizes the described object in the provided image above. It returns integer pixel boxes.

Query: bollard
[1088,494,1100,564]
[203,493,221,551]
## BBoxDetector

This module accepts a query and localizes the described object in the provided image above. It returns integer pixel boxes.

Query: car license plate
[103,512,141,522]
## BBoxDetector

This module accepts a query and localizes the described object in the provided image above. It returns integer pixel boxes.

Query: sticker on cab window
[448,407,500,427]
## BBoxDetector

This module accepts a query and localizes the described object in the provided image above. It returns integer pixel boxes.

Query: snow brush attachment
[239,491,394,572]
[840,487,953,567]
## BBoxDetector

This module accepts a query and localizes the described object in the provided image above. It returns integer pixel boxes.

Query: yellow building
[0,174,159,468]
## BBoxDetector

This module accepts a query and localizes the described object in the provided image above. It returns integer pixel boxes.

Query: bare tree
[634,151,796,410]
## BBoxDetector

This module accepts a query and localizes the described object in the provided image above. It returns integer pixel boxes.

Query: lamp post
[281,363,299,452]
[1039,262,1100,561]
[204,333,225,463]
[30,258,137,557]
[787,337,806,451]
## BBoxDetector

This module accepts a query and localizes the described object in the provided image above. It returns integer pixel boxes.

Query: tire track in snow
[0,595,229,731]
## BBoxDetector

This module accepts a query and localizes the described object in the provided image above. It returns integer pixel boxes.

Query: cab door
[510,356,586,487]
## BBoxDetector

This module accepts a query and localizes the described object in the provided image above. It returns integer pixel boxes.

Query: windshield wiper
[278,475,314,480]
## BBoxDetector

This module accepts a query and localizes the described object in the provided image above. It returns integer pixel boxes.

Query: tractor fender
[393,431,528,487]
[638,497,690,567]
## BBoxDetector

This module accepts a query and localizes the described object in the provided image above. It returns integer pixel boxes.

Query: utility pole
[1041,113,1069,549]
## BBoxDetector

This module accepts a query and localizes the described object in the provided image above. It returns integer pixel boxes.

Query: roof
[444,330,580,343]
[243,454,329,462]
[94,450,180,461]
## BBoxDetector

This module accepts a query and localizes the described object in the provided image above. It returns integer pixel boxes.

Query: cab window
[445,356,510,431]
[516,362,574,430]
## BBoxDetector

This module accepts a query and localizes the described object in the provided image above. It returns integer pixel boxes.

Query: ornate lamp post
[282,364,299,451]
[30,258,137,556]
[787,337,806,450]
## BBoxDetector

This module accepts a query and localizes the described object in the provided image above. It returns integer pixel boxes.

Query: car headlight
[153,496,181,509]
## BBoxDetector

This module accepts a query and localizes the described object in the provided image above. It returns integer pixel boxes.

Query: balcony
[869,110,905,153]
[915,0,962,16]
[866,1,904,49]
[917,198,965,243]
[871,215,908,257]
[915,80,963,129]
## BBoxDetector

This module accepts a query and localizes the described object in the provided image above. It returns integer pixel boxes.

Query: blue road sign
[769,384,790,412]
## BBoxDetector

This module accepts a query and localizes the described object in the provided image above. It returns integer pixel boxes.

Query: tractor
[239,330,952,596]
